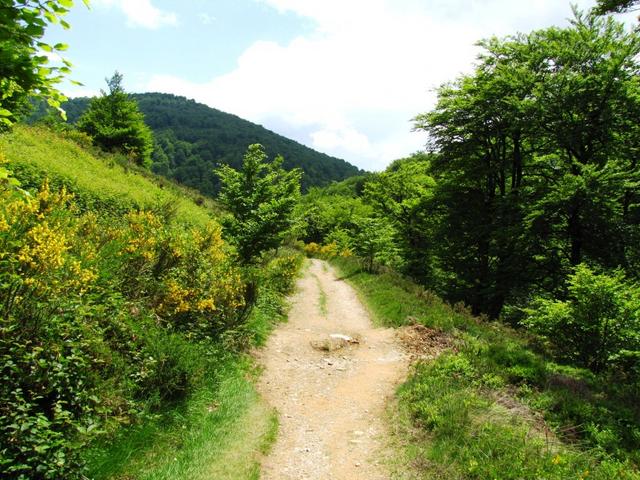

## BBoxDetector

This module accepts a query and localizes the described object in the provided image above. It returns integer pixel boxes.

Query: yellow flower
[18,221,68,271]
[196,298,216,311]
[162,279,192,314]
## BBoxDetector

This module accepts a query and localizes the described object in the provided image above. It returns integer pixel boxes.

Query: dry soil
[257,259,410,480]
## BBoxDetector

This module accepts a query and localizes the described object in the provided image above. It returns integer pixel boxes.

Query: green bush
[0,179,246,479]
[523,264,640,374]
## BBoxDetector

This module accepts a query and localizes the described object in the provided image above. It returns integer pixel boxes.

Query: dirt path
[256,259,410,479]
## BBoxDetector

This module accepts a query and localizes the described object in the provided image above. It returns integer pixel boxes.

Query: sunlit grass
[331,257,640,480]
[1,125,216,225]
[86,358,277,480]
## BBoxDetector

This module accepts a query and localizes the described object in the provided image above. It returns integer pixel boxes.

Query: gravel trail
[257,259,409,480]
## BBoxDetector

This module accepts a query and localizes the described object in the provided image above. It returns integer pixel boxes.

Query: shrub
[0,179,248,478]
[523,264,640,375]
[0,183,102,478]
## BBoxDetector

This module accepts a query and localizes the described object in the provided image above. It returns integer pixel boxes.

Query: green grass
[313,273,328,316]
[331,257,640,480]
[332,257,468,331]
[85,357,277,480]
[1,125,216,225]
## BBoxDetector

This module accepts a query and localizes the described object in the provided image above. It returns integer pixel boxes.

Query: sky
[44,0,638,171]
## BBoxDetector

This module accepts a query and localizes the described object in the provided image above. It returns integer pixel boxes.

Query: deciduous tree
[0,0,87,128]
[216,144,301,265]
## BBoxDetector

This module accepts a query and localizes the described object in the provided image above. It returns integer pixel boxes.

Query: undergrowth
[0,128,303,479]
[331,257,640,479]
[85,251,301,480]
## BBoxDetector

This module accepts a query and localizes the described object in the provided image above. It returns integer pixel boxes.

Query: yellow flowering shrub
[319,242,338,258]
[0,180,96,301]
[124,210,161,261]
[304,241,339,259]
[304,242,321,257]
[0,160,301,478]
[264,253,303,294]
[154,220,245,335]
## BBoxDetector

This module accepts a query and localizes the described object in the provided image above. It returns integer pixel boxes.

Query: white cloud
[94,0,178,29]
[145,0,627,171]
[198,13,217,25]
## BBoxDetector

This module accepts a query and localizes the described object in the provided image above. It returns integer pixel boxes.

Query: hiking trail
[256,259,410,479]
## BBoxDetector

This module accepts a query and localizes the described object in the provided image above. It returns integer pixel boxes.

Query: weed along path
[256,259,409,479]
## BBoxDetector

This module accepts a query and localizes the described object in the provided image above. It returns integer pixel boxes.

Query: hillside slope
[55,93,363,195]
[0,124,302,479]
[1,124,215,224]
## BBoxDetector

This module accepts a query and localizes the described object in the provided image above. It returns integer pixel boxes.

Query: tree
[414,11,640,316]
[216,144,302,265]
[594,0,639,14]
[364,154,437,283]
[77,72,153,167]
[0,0,87,129]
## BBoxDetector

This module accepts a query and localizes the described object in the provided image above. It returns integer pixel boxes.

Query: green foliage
[352,217,398,272]
[364,153,437,281]
[0,177,250,478]
[0,115,303,478]
[0,0,87,128]
[334,258,640,477]
[297,186,373,244]
[43,93,363,194]
[77,72,153,167]
[85,251,302,480]
[594,0,639,14]
[410,11,640,315]
[524,265,640,374]
[216,144,301,265]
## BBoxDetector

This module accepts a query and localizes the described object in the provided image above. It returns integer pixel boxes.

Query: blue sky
[45,0,638,171]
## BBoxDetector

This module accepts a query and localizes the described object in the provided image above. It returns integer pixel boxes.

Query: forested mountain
[55,93,362,195]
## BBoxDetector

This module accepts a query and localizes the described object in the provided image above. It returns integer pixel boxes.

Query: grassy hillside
[49,93,363,195]
[0,125,302,480]
[1,124,215,224]
[330,257,639,479]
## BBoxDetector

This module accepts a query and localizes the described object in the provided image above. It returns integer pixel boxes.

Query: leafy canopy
[216,144,301,265]
[77,71,153,167]
[0,0,88,128]
[594,0,639,14]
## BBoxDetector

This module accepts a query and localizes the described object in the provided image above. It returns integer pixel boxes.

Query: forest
[31,92,362,195]
[297,8,640,477]
[302,9,640,346]
[1,0,640,479]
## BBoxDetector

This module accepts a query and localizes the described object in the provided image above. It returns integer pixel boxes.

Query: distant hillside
[53,93,362,195]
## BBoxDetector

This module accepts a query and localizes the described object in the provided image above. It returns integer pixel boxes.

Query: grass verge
[85,356,276,480]
[331,257,640,480]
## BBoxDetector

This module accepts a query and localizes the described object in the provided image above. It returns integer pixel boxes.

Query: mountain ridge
[54,92,363,195]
